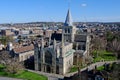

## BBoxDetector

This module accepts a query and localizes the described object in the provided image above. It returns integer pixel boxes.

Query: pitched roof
[13,44,34,54]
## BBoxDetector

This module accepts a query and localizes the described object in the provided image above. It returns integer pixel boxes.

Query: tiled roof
[13,44,34,54]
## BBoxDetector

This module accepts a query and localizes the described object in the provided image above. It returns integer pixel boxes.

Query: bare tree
[0,51,24,74]
[91,36,106,57]
[6,58,24,74]
[0,51,11,65]
[85,55,93,65]
[111,39,120,58]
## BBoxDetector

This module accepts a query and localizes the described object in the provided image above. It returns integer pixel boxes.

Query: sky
[0,0,120,23]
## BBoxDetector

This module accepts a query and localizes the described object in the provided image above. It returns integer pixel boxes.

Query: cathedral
[34,9,90,74]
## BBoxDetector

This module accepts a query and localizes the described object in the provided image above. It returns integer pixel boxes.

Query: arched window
[45,50,52,64]
[65,29,67,33]
[82,45,86,50]
[68,29,70,33]
[78,45,82,50]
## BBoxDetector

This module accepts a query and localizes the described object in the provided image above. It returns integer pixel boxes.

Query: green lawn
[0,64,6,76]
[69,65,86,73]
[97,66,104,71]
[69,66,78,73]
[14,70,47,80]
[93,51,117,62]
[0,64,47,80]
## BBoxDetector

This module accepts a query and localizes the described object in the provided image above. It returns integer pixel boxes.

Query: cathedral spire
[64,9,73,26]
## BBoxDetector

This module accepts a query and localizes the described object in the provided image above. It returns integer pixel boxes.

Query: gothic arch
[68,28,70,33]
[65,28,67,33]
[44,48,55,73]
[45,50,52,64]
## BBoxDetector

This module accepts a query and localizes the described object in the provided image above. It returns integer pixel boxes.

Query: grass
[0,64,47,80]
[97,66,104,71]
[93,50,117,62]
[70,66,78,73]
[97,63,120,71]
[69,65,86,73]
[0,64,6,76]
[14,70,48,80]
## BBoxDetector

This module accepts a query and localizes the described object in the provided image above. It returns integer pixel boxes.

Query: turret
[60,29,65,57]
[49,36,51,47]
[53,38,56,50]
[41,37,44,49]
[53,38,57,73]
[40,37,45,71]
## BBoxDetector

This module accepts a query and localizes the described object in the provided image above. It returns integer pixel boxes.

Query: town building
[1,29,14,36]
[7,42,34,62]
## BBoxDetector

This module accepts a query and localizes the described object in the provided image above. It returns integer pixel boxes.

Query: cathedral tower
[63,9,76,42]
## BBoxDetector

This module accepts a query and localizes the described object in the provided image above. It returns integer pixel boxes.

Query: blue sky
[0,0,120,23]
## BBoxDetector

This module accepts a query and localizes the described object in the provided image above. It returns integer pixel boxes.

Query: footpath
[28,60,120,80]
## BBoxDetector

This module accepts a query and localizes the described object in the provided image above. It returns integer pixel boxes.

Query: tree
[6,57,24,74]
[0,51,24,74]
[110,63,120,80]
[7,36,14,42]
[106,31,114,42]
[91,36,106,57]
[110,39,120,59]
[85,55,93,65]
[0,51,11,65]
[0,36,13,45]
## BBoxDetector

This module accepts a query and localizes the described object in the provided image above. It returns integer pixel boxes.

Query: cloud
[81,3,87,7]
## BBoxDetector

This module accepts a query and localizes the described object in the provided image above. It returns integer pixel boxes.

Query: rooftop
[13,44,34,54]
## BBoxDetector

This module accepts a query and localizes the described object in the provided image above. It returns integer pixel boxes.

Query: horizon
[0,0,120,23]
[1,21,120,25]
